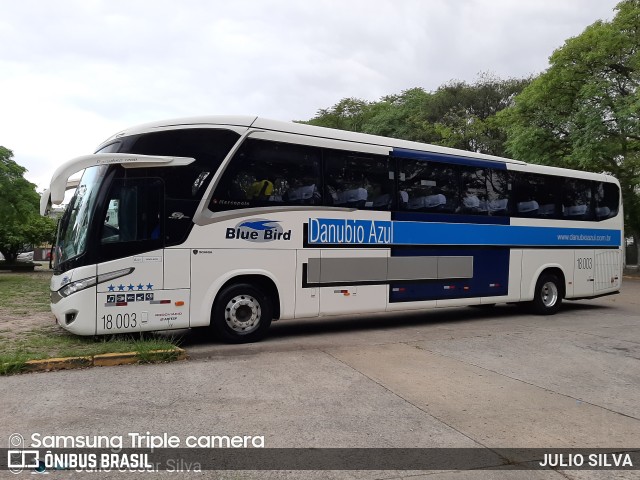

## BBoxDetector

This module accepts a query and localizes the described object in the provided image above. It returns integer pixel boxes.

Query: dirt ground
[0,268,60,339]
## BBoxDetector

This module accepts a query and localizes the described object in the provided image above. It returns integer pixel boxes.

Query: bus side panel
[520,249,573,301]
[480,249,522,305]
[95,250,191,333]
[388,248,509,304]
[572,250,595,298]
[164,248,191,289]
[480,249,523,304]
[190,248,296,327]
[318,249,388,315]
[295,249,319,318]
[594,249,622,294]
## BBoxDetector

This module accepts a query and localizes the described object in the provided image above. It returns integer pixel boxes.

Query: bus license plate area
[96,289,190,333]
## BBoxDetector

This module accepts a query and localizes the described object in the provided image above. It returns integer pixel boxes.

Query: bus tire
[212,283,272,343]
[531,273,562,315]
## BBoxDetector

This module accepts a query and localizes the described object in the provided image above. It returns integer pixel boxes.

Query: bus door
[96,177,189,333]
[573,250,595,297]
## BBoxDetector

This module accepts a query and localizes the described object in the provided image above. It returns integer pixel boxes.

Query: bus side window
[459,167,488,215]
[323,150,393,210]
[98,178,164,262]
[486,169,510,216]
[595,181,619,220]
[398,159,458,213]
[510,172,559,219]
[562,178,594,220]
[211,139,322,208]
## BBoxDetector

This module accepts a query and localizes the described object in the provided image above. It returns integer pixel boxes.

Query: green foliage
[0,147,57,263]
[302,74,530,157]
[501,0,640,237]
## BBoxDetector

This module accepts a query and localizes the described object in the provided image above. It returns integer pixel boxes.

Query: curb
[18,348,188,373]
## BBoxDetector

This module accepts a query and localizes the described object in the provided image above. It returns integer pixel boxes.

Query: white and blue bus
[40,116,623,342]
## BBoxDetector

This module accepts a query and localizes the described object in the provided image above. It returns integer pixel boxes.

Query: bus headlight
[59,276,98,298]
[57,267,135,298]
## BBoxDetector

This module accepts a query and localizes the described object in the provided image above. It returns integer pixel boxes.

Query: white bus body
[41,116,623,342]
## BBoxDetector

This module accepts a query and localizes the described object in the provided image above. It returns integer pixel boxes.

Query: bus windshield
[55,165,109,268]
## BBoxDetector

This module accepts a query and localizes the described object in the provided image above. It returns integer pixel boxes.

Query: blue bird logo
[239,220,280,230]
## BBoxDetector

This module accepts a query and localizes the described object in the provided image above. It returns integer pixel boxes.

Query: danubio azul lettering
[308,219,392,245]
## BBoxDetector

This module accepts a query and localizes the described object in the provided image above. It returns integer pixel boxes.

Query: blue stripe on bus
[392,211,510,226]
[389,247,509,302]
[391,148,508,170]
[392,222,620,247]
[307,218,621,247]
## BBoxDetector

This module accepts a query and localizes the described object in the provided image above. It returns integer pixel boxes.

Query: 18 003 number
[101,313,137,330]
[577,257,593,270]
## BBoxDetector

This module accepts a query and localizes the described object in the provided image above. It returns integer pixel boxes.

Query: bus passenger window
[486,169,510,216]
[399,160,458,213]
[511,173,560,219]
[323,150,392,210]
[460,167,488,215]
[562,179,594,220]
[595,182,619,220]
[211,139,321,209]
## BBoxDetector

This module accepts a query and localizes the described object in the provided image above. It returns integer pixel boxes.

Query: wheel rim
[540,281,558,308]
[224,294,261,334]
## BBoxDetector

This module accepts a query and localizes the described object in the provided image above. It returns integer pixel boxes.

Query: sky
[0,0,621,191]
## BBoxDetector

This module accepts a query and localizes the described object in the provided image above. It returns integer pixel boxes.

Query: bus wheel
[212,283,272,343]
[531,273,562,315]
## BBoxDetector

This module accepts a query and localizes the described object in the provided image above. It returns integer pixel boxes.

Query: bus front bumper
[51,286,97,336]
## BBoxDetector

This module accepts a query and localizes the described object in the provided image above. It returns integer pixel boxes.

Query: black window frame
[205,137,620,223]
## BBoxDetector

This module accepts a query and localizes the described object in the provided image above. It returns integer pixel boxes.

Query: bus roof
[99,115,527,167]
[90,115,619,187]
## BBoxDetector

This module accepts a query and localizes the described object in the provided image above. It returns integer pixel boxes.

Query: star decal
[127,284,135,291]
[107,284,115,292]
[117,284,125,291]
[146,283,153,290]
[137,284,144,290]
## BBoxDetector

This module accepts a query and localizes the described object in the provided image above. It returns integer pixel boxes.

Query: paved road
[2,278,640,479]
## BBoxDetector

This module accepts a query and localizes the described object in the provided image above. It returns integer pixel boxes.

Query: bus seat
[372,193,391,208]
[408,194,446,210]
[462,195,480,210]
[565,204,587,217]
[596,206,611,218]
[335,188,368,206]
[488,198,508,214]
[517,200,539,213]
[538,204,556,216]
[286,184,317,202]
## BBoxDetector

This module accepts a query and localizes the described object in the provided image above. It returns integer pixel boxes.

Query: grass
[0,270,182,375]
[0,271,52,314]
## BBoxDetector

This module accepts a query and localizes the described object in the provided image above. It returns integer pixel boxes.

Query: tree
[304,97,373,132]
[0,147,57,263]
[420,74,531,156]
[501,0,640,246]
[301,74,530,157]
